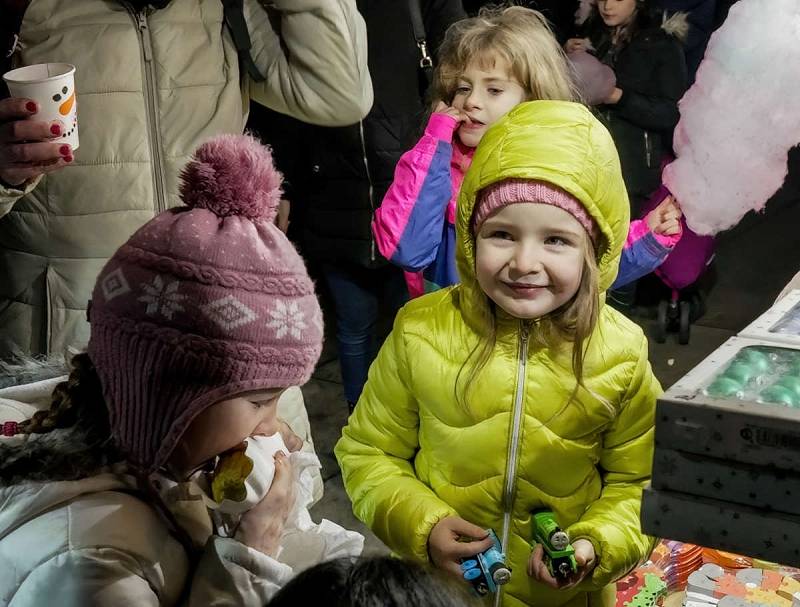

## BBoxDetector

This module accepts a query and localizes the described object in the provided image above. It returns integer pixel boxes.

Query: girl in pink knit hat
[0,135,353,605]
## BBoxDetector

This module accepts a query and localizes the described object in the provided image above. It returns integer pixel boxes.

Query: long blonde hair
[433,5,579,106]
[456,229,602,414]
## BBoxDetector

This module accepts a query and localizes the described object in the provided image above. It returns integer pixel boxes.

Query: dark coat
[654,0,716,81]
[585,12,689,213]
[249,0,465,268]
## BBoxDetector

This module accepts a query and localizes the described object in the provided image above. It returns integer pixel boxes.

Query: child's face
[597,0,638,27]
[452,56,527,148]
[475,203,586,320]
[167,388,286,478]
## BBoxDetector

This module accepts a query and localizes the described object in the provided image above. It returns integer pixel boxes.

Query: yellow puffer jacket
[335,101,660,607]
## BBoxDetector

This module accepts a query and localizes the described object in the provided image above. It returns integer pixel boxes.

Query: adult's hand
[0,97,73,187]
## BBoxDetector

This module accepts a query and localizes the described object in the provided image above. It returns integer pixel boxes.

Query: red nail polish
[60,145,71,156]
[25,101,37,112]
[64,155,74,163]
[50,124,62,135]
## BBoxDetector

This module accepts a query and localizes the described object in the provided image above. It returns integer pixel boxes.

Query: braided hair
[0,353,123,485]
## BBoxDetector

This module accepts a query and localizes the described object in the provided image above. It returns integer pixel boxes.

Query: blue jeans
[322,263,408,404]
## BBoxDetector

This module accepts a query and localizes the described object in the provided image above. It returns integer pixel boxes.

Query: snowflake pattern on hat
[138,276,187,320]
[267,301,307,340]
[201,294,258,331]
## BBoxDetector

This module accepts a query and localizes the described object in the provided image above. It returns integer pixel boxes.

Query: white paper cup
[3,63,79,150]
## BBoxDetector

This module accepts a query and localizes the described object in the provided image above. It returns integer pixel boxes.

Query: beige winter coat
[0,0,372,358]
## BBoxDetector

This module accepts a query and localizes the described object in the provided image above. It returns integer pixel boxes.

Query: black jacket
[249,0,465,268]
[584,12,689,212]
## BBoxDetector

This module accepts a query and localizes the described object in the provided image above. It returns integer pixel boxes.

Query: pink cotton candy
[664,0,800,236]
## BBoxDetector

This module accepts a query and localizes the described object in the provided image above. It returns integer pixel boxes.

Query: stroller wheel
[678,300,691,345]
[654,300,668,344]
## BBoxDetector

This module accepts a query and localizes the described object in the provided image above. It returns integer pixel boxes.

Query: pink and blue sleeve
[612,219,682,289]
[372,113,458,272]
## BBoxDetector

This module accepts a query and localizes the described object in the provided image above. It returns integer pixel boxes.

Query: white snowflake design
[137,275,187,320]
[267,301,307,340]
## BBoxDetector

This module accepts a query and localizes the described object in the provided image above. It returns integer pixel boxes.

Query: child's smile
[475,203,587,320]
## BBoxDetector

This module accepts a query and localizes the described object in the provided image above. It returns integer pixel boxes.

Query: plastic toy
[459,529,511,596]
[533,510,577,579]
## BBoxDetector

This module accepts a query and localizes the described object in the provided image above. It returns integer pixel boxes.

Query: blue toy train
[459,529,511,596]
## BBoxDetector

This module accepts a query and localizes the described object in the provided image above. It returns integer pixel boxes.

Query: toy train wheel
[678,300,691,345]
[492,566,511,585]
[654,300,668,344]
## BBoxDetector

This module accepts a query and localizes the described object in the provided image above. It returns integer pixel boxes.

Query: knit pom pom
[179,134,283,221]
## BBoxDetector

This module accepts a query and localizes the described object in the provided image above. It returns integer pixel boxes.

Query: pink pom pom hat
[87,134,323,474]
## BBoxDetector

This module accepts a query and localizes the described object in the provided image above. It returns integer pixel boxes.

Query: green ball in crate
[759,384,799,407]
[733,349,772,373]
[723,362,758,385]
[705,377,744,399]
[776,375,800,398]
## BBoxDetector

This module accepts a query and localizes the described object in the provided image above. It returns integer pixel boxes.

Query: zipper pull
[136,12,154,62]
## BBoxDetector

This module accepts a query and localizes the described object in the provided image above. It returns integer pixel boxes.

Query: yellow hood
[456,101,630,304]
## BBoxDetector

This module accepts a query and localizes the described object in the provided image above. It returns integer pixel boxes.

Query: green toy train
[532,511,577,580]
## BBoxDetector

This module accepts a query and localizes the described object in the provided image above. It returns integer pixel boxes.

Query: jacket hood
[455,101,629,329]
[660,12,690,41]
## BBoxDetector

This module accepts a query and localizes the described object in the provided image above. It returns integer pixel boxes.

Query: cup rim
[2,63,76,85]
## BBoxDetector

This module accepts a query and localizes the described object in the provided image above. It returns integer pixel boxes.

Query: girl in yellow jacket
[336,100,661,607]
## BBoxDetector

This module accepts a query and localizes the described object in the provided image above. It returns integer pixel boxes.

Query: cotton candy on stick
[663,0,800,235]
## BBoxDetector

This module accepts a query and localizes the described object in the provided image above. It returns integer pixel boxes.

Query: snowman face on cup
[51,83,77,139]
[2,62,80,149]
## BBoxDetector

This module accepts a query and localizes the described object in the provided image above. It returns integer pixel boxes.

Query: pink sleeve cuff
[425,113,460,142]
[652,226,682,248]
[628,219,682,249]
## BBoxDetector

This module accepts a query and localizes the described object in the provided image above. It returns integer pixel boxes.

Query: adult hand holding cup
[1,63,78,187]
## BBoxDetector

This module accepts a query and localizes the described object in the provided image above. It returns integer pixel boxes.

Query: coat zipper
[358,121,377,262]
[495,322,530,606]
[126,5,168,213]
[644,131,653,168]
[45,266,54,355]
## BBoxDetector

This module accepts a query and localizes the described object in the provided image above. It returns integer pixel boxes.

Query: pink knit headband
[473,179,599,243]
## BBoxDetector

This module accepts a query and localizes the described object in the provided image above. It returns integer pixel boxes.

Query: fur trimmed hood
[575,0,690,42]
[0,354,70,390]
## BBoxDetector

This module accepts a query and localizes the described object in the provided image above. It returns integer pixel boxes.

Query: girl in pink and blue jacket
[373,6,682,298]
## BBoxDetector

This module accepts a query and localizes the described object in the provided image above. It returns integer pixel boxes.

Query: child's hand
[235,451,295,557]
[433,101,467,124]
[277,419,303,453]
[527,539,596,589]
[646,194,682,236]
[428,515,495,578]
[565,38,590,54]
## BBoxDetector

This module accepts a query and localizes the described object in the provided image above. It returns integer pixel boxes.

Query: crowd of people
[0,0,735,605]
